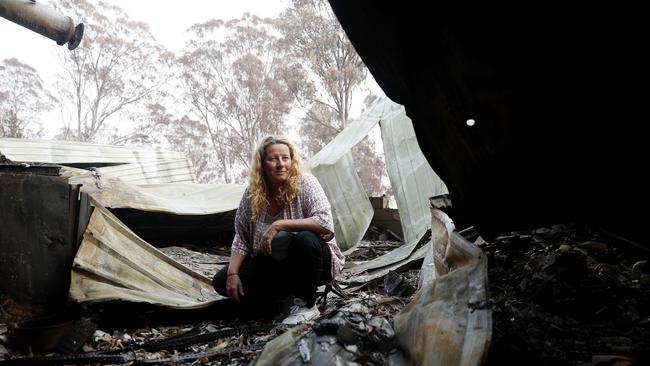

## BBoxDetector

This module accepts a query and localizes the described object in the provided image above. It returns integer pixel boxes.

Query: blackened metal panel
[0,170,86,312]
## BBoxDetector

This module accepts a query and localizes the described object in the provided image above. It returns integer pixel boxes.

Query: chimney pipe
[0,0,84,50]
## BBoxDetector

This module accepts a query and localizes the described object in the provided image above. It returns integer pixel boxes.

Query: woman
[213,136,344,324]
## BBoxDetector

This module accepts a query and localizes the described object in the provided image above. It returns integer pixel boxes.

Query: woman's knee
[291,230,321,251]
[296,230,322,245]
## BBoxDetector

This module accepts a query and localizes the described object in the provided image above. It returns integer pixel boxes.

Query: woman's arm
[226,189,251,302]
[260,174,335,256]
[230,188,252,257]
[273,217,328,234]
[260,218,328,256]
[299,174,335,240]
[225,251,246,303]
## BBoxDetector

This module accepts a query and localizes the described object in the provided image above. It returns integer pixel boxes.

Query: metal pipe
[0,0,84,50]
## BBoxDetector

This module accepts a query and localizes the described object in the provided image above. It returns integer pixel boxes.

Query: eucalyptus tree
[177,14,295,183]
[54,0,173,142]
[276,0,386,195]
[0,58,55,138]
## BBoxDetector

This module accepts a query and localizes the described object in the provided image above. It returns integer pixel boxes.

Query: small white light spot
[466,119,476,127]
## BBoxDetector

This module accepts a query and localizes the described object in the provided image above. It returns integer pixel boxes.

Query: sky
[0,0,290,86]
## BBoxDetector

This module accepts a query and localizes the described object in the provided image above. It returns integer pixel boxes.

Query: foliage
[176,14,295,183]
[0,58,55,138]
[276,0,367,134]
[53,0,173,142]
[276,0,386,195]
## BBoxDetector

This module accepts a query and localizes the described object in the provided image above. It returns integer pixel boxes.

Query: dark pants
[213,230,332,311]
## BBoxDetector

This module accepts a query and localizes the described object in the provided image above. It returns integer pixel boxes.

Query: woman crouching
[213,136,344,324]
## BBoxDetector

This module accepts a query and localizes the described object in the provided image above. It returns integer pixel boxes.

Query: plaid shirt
[231,173,344,277]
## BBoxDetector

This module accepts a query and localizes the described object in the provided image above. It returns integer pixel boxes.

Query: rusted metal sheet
[392,208,491,365]
[0,0,83,49]
[0,164,90,320]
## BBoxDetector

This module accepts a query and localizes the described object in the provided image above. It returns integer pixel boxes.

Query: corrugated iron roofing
[0,137,197,184]
[0,137,187,164]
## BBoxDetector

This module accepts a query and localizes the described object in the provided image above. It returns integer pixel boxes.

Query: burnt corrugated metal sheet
[0,138,198,188]
[392,208,491,365]
[328,3,649,241]
[61,167,244,215]
[69,202,222,308]
[60,166,244,246]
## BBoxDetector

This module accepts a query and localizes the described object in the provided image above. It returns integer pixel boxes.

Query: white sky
[0,0,290,86]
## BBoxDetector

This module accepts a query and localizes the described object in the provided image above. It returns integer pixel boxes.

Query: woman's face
[263,143,292,188]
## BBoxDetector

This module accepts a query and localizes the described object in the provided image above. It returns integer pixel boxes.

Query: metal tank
[0,161,91,320]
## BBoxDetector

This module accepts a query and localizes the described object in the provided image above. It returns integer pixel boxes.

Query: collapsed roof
[327,3,649,239]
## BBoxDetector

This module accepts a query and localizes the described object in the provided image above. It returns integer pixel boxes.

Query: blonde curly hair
[249,136,303,218]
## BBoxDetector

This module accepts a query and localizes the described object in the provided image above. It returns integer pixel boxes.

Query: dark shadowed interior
[328,3,649,240]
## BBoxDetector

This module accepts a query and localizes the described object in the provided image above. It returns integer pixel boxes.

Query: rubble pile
[159,245,230,279]
[253,294,412,365]
[482,224,650,365]
[0,238,418,365]
[6,220,648,365]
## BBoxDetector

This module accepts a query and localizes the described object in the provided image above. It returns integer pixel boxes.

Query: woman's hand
[261,223,280,256]
[226,274,244,303]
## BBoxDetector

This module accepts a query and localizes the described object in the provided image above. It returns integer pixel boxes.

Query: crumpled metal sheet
[69,202,223,308]
[307,98,401,167]
[308,96,447,258]
[392,208,491,365]
[61,166,244,215]
[340,244,428,285]
[380,104,448,247]
[340,100,448,281]
[306,98,399,252]
[341,233,425,280]
[311,153,374,252]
